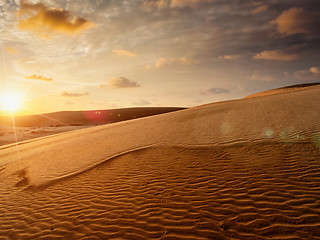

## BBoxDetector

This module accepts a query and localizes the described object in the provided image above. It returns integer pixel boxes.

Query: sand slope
[0,85,320,239]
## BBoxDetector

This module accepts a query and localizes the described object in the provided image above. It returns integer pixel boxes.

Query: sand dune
[0,85,319,239]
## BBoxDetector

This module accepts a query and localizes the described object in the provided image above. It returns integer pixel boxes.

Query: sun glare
[0,92,23,112]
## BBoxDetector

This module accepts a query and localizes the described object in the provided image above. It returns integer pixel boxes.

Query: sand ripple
[0,142,320,239]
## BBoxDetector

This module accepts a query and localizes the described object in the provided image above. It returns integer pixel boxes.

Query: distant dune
[0,107,186,127]
[245,82,320,98]
[0,86,319,239]
[0,107,185,146]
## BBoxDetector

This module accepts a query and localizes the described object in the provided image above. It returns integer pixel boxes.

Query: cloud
[203,87,230,94]
[25,74,53,82]
[6,46,18,54]
[251,5,268,14]
[132,99,151,106]
[100,77,140,89]
[270,7,318,36]
[219,54,240,60]
[112,49,137,57]
[61,91,89,97]
[171,0,204,8]
[294,67,320,80]
[253,50,299,61]
[17,1,95,37]
[247,73,274,82]
[155,57,199,68]
[143,0,167,10]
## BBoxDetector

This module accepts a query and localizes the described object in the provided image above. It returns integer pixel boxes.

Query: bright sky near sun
[0,0,319,115]
[0,91,23,112]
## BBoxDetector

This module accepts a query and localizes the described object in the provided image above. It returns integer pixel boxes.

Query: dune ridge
[245,82,320,99]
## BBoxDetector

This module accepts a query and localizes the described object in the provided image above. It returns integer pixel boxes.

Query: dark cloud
[204,87,230,94]
[101,77,140,89]
[61,91,89,97]
[270,7,320,37]
[25,74,53,82]
[17,1,95,37]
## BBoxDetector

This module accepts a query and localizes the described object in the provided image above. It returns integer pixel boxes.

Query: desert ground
[0,84,319,239]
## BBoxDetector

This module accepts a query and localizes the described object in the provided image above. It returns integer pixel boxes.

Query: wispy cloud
[17,1,95,37]
[294,67,320,80]
[100,77,140,89]
[112,49,137,57]
[25,74,53,82]
[219,54,241,60]
[247,73,274,82]
[61,91,89,97]
[170,0,205,8]
[144,0,206,9]
[132,99,151,106]
[6,46,18,54]
[254,50,299,61]
[155,57,199,68]
[251,5,268,15]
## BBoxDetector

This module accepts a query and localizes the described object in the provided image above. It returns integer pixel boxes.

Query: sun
[0,92,23,112]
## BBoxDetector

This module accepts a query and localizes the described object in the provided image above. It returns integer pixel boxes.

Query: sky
[0,0,319,115]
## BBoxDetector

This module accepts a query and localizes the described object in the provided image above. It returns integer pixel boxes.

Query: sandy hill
[0,107,186,127]
[0,85,319,239]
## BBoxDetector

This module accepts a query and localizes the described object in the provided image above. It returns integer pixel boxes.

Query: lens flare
[0,92,23,112]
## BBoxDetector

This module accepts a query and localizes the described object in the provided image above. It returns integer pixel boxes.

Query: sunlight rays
[1,42,23,174]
